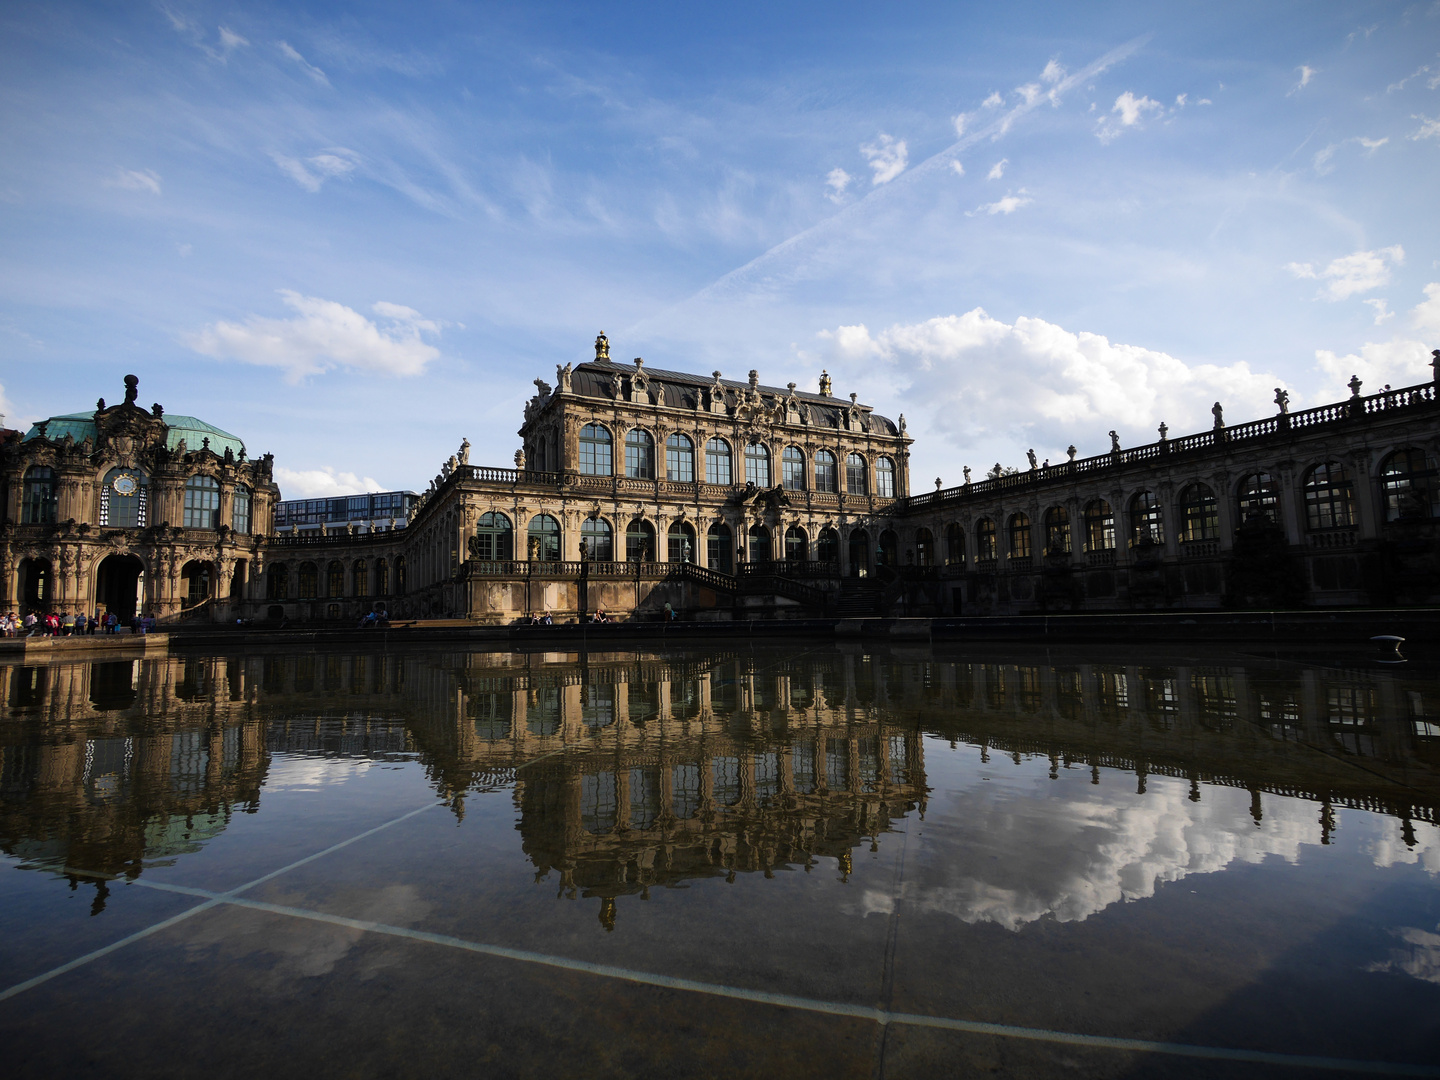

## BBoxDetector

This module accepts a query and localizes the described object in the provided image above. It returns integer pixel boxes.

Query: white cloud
[859,133,907,185]
[968,189,1032,216]
[1387,62,1435,93]
[186,290,441,382]
[981,91,1004,109]
[278,40,330,86]
[819,306,1283,460]
[218,26,248,52]
[952,112,970,138]
[1175,92,1188,107]
[1096,91,1163,142]
[1313,282,1440,397]
[1364,298,1395,324]
[824,166,851,203]
[1040,59,1065,85]
[1288,64,1317,95]
[274,466,387,500]
[949,160,965,178]
[1358,136,1389,151]
[1412,114,1440,140]
[1316,136,1390,174]
[1284,245,1404,301]
[1369,926,1440,985]
[987,158,1008,180]
[0,380,38,433]
[107,167,161,195]
[1015,82,1043,106]
[1198,97,1213,105]
[269,148,358,192]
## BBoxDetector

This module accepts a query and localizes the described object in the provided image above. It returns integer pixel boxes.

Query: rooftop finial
[123,374,138,405]
[818,370,832,397]
[595,332,610,361]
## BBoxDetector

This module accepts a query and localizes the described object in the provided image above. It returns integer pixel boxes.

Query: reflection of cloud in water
[264,756,376,792]
[1366,817,1440,875]
[1369,925,1440,985]
[903,778,1324,931]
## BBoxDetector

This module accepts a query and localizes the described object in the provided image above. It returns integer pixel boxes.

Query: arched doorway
[879,530,899,567]
[848,530,870,578]
[746,524,772,563]
[18,557,53,614]
[667,520,696,562]
[96,554,144,621]
[181,560,214,609]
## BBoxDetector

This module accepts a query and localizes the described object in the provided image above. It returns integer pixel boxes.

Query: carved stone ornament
[595,332,610,361]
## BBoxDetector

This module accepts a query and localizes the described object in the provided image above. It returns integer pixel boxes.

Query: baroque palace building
[2,339,1438,622]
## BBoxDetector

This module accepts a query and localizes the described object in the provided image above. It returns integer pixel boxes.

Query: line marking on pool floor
[11,870,1439,1076]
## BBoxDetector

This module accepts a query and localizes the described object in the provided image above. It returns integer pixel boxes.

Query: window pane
[665,434,694,482]
[782,446,805,490]
[744,443,770,487]
[705,439,732,485]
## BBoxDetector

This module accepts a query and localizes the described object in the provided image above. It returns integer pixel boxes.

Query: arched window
[1008,514,1031,559]
[785,525,807,561]
[782,446,806,491]
[846,453,867,495]
[527,514,561,561]
[1237,473,1279,524]
[581,517,613,561]
[376,558,390,596]
[1304,463,1356,529]
[878,529,898,566]
[976,518,997,561]
[1129,491,1164,545]
[1084,500,1115,551]
[579,423,613,476]
[668,520,696,562]
[296,563,318,599]
[231,484,251,534]
[814,450,838,492]
[21,467,57,524]
[745,442,770,487]
[848,529,870,576]
[183,475,221,529]
[817,527,839,564]
[327,560,345,598]
[395,556,407,595]
[1179,484,1218,541]
[1381,448,1438,521]
[705,438,732,485]
[625,429,655,479]
[945,523,964,564]
[626,519,655,562]
[182,561,213,608]
[266,563,289,600]
[707,521,733,572]
[353,558,369,596]
[473,511,514,561]
[665,433,694,482]
[99,468,148,528]
[875,457,896,499]
[916,528,934,567]
[747,524,772,562]
[1044,507,1071,555]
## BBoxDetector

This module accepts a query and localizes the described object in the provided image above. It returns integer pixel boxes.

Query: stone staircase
[835,578,885,618]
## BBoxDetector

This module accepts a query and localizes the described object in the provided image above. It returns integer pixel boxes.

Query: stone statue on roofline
[1212,402,1225,430]
[1109,431,1120,453]
[1274,388,1290,414]
[1026,449,1037,470]
[459,439,471,465]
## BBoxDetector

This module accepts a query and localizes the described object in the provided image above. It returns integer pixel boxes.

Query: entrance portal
[18,558,52,613]
[96,554,145,622]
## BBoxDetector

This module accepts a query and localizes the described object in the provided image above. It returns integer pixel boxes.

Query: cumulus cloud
[967,189,1032,216]
[819,307,1282,460]
[860,133,908,185]
[1289,65,1317,95]
[274,466,387,500]
[1096,91,1164,142]
[1285,245,1404,300]
[981,91,1004,109]
[278,40,330,86]
[949,160,965,178]
[107,167,161,195]
[1313,282,1440,398]
[1369,926,1440,985]
[952,112,970,138]
[987,158,1008,180]
[824,166,851,203]
[270,148,358,192]
[1412,114,1440,141]
[186,290,441,382]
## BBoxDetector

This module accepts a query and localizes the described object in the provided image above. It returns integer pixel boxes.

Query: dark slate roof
[569,360,901,436]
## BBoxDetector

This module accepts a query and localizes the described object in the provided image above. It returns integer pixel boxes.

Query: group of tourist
[0,611,155,637]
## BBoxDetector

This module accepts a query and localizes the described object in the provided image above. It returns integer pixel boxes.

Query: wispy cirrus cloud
[1313,135,1389,175]
[186,291,441,382]
[278,40,331,86]
[106,167,161,194]
[270,148,358,192]
[1412,114,1440,141]
[987,158,1008,180]
[860,133,908,184]
[1285,245,1404,300]
[1288,64,1317,95]
[968,189,1032,216]
[824,167,851,203]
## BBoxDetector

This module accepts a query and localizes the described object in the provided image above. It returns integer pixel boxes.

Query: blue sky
[2,0,1437,497]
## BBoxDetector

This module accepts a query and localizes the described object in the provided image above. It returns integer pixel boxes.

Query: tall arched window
[1129,491,1164,545]
[231,484,251,534]
[527,514,561,561]
[879,529,898,566]
[747,524,772,562]
[915,528,934,567]
[744,442,770,487]
[1084,500,1115,551]
[1044,507,1071,554]
[875,457,896,498]
[473,511,514,561]
[707,521,733,572]
[581,517,613,560]
[625,429,655,479]
[376,558,390,596]
[266,563,289,600]
[395,555,407,595]
[784,525,807,561]
[183,475,221,529]
[814,450,838,492]
[1381,448,1437,521]
[1304,463,1356,529]
[21,467,56,524]
[817,527,839,564]
[665,433,694,482]
[705,438,732,485]
[945,523,964,564]
[626,519,655,561]
[297,562,318,599]
[1179,483,1218,541]
[668,520,696,562]
[846,453,867,495]
[327,560,345,598]
[1237,473,1279,524]
[976,518,997,561]
[1008,514,1031,559]
[579,423,613,476]
[782,446,806,490]
[353,559,369,596]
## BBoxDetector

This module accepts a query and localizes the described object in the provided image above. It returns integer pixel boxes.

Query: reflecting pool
[2,642,1439,1078]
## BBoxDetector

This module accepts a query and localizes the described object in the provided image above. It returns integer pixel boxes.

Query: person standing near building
[74,612,86,636]
[90,610,101,635]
